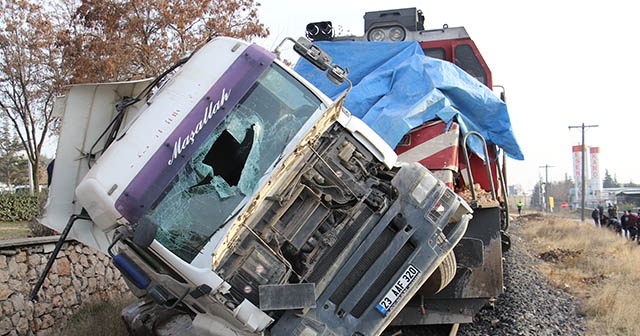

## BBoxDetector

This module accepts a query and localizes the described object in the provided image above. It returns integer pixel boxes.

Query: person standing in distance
[517,200,523,216]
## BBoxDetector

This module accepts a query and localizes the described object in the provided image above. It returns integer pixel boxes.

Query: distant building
[615,190,640,209]
[509,184,524,196]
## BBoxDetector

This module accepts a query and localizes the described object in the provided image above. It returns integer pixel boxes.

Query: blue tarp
[293,41,524,160]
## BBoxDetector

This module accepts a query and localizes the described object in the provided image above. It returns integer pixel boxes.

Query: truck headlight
[410,170,438,207]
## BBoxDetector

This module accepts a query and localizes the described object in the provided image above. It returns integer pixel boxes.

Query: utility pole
[568,123,598,222]
[539,165,554,212]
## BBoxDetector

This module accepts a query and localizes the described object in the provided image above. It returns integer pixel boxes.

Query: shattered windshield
[148,65,323,262]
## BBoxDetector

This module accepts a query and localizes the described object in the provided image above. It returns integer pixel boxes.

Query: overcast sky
[253,0,639,192]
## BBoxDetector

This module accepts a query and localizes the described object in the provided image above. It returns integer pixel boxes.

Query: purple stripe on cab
[115,44,275,223]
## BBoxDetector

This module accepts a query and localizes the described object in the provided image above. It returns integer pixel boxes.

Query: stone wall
[0,237,130,336]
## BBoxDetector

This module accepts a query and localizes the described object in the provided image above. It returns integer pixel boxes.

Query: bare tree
[0,0,68,191]
[66,0,269,83]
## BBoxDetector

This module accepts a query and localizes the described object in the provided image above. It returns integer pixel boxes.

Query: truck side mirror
[292,37,332,71]
[327,64,348,85]
[274,37,351,87]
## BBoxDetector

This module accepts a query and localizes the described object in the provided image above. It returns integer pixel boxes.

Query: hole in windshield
[204,127,255,186]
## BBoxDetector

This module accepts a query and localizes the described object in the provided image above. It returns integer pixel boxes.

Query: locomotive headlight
[388,26,406,41]
[367,25,407,42]
[368,28,386,41]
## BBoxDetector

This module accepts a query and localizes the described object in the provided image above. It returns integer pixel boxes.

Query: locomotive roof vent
[364,7,425,33]
[363,7,425,42]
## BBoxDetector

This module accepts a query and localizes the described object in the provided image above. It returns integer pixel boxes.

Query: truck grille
[352,241,414,318]
[329,222,397,306]
[318,212,417,319]
[307,204,375,284]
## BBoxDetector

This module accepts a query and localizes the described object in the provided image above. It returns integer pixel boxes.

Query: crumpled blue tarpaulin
[293,40,524,160]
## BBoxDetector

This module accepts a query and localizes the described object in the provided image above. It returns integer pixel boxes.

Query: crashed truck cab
[40,37,472,335]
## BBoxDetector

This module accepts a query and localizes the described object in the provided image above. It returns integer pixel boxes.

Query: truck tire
[417,249,456,296]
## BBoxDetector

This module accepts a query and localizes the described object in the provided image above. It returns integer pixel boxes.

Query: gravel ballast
[457,223,587,336]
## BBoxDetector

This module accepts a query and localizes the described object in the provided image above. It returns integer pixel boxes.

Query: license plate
[376,264,421,315]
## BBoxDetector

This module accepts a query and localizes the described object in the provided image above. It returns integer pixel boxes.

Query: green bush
[0,193,42,222]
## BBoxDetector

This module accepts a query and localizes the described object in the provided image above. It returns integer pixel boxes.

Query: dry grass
[61,295,135,336]
[518,213,640,336]
[0,221,31,240]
